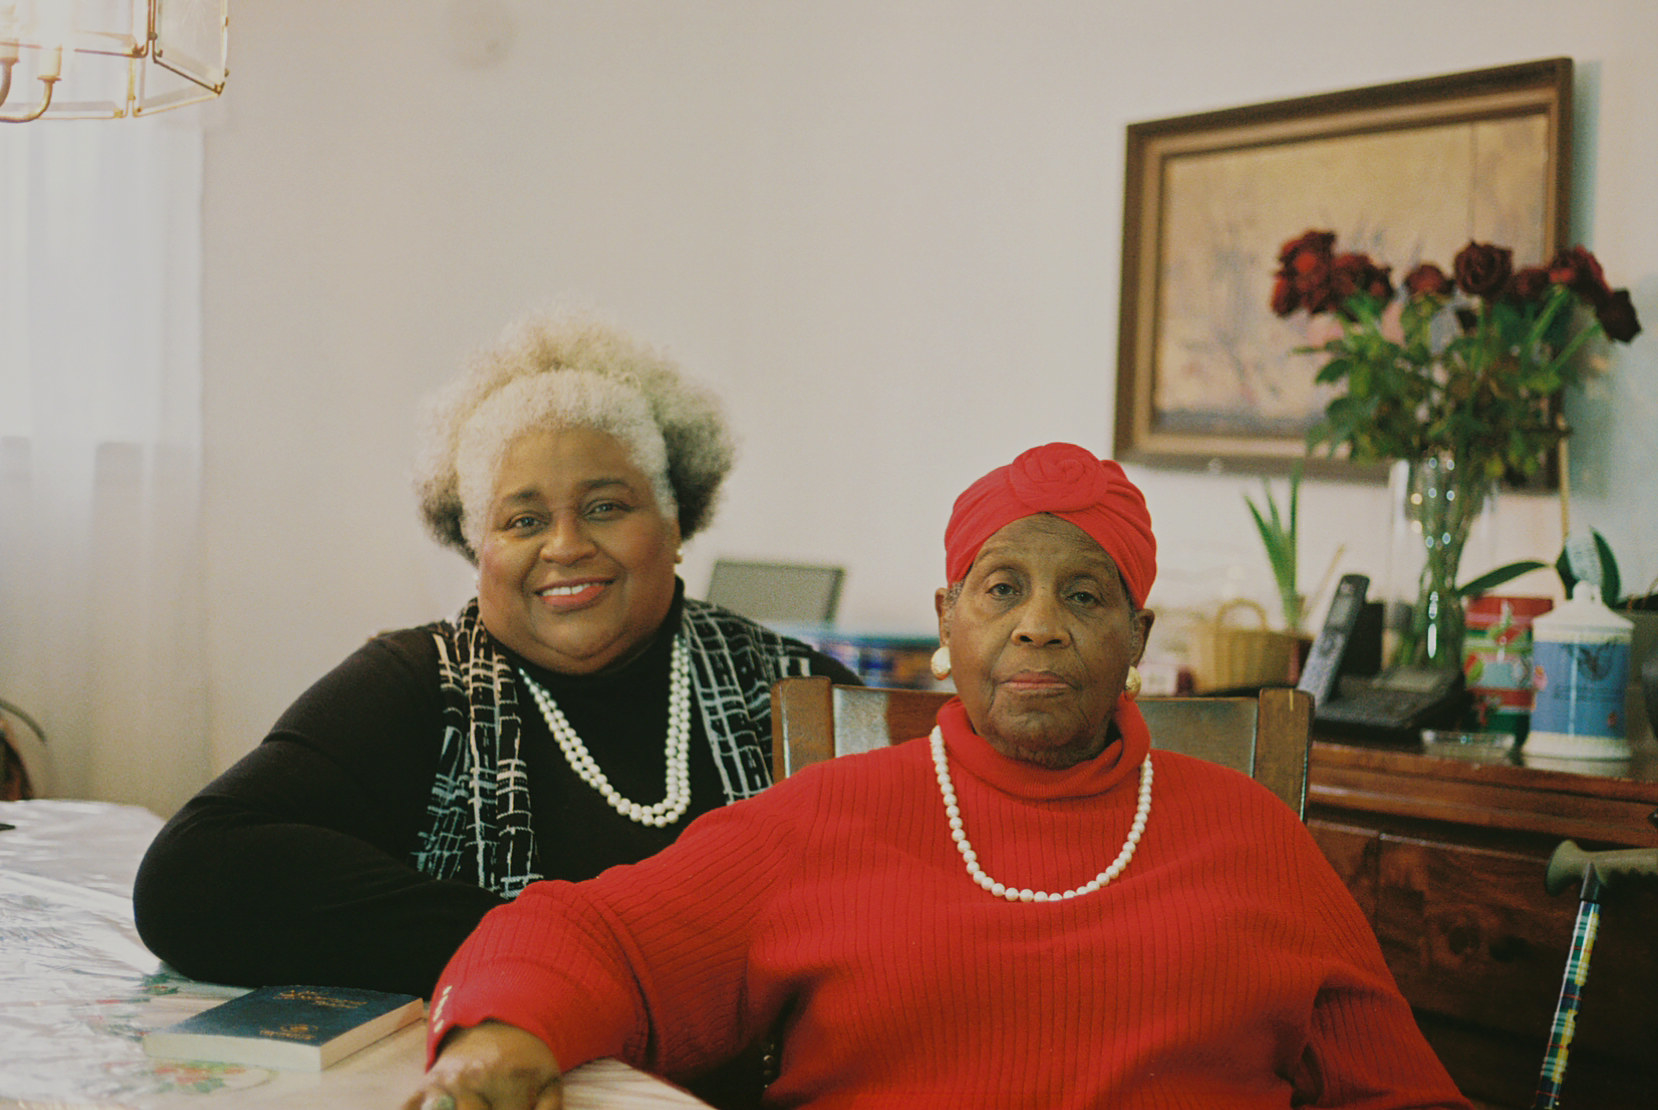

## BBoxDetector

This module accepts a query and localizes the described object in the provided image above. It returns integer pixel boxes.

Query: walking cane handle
[1545,839,1658,897]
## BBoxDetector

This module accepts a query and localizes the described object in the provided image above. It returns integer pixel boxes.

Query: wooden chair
[770,676,1313,818]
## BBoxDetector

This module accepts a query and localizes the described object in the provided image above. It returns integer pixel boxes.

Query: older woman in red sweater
[404,443,1470,1110]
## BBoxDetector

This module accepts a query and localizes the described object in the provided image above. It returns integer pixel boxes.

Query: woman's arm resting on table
[403,1022,563,1110]
[134,632,503,996]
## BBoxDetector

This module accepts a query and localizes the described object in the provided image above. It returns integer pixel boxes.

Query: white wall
[197,0,1658,780]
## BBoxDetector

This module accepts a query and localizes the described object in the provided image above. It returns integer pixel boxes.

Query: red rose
[1282,250,1334,313]
[1503,266,1551,304]
[1547,246,1612,306]
[1279,230,1333,311]
[1596,288,1642,342]
[1271,230,1343,315]
[1270,275,1299,316]
[1329,252,1393,310]
[1452,241,1513,297]
[1289,248,1328,281]
[1366,269,1396,301]
[1277,230,1335,269]
[1297,265,1336,314]
[1403,263,1452,298]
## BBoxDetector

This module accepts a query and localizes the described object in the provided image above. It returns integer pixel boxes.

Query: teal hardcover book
[142,985,425,1071]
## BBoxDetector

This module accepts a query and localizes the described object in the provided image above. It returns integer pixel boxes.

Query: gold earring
[930,645,952,680]
[1123,666,1142,700]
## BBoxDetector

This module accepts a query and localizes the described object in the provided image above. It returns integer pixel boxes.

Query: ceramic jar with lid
[1526,583,1633,760]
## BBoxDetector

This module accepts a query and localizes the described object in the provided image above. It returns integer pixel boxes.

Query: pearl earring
[930,645,952,681]
[1123,666,1142,700]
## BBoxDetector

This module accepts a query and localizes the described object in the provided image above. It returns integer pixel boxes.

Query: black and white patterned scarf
[411,597,820,898]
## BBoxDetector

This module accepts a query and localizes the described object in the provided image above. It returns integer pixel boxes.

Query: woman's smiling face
[937,514,1153,769]
[476,426,681,675]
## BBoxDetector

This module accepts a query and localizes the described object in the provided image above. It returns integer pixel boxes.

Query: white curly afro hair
[414,310,735,563]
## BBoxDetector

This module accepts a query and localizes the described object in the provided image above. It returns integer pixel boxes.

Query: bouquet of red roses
[1271,230,1640,480]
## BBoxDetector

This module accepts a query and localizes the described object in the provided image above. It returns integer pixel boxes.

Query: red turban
[944,443,1157,603]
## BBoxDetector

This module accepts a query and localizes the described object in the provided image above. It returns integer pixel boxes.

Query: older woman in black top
[133,311,857,1002]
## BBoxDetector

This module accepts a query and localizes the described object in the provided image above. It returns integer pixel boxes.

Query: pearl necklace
[519,637,692,828]
[929,726,1152,902]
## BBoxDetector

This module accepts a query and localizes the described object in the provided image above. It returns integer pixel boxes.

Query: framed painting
[1113,57,1573,477]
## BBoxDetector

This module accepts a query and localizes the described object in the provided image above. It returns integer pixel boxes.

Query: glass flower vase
[1394,452,1493,670]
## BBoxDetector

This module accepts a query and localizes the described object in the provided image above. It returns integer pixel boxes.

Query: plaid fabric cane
[1531,896,1601,1110]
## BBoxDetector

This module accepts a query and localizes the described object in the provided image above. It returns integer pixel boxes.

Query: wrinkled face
[477,426,682,674]
[936,514,1154,769]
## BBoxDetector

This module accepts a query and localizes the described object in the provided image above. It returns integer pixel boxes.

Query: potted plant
[1243,463,1305,635]
[1271,232,1642,668]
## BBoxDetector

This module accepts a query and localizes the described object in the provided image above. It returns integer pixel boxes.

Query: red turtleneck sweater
[428,699,1469,1108]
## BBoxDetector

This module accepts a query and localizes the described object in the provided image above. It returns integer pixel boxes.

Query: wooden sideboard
[1306,739,1658,1109]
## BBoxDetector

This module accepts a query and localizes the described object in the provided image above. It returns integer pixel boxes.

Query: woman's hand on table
[402,1021,563,1110]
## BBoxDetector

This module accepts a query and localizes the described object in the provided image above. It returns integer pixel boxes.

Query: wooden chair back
[770,676,1313,818]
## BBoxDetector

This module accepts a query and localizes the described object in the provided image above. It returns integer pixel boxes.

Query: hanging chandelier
[1,0,227,122]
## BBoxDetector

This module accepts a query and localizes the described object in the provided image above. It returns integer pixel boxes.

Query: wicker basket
[1189,599,1299,693]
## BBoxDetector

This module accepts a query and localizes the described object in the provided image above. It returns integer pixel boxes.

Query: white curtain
[0,116,209,815]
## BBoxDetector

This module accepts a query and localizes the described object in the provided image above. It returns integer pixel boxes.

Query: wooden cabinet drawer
[1309,818,1658,1107]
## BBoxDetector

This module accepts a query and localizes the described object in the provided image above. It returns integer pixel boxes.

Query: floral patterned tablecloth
[0,800,702,1110]
[0,799,427,1110]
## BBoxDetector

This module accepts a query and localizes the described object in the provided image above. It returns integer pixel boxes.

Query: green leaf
[1595,530,1622,604]
[1459,560,1548,598]
[1314,357,1354,386]
[1557,529,1623,604]
[1242,463,1303,630]
[1523,285,1572,349]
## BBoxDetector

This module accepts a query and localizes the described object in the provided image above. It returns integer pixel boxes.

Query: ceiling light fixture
[1,0,227,123]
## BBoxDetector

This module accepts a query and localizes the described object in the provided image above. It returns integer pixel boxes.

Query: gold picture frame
[1113,57,1573,478]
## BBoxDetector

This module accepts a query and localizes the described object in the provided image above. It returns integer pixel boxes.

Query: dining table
[0,799,711,1110]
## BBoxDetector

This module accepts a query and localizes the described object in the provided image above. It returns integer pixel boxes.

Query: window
[0,116,210,811]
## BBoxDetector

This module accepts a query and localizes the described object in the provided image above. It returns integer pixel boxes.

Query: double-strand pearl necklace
[929,726,1153,902]
[519,637,692,828]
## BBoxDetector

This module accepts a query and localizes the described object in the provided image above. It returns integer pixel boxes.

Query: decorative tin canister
[1462,595,1553,739]
[1527,584,1633,760]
